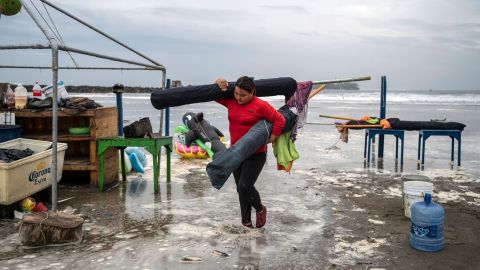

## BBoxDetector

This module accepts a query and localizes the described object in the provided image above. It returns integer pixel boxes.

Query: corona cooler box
[0,138,67,205]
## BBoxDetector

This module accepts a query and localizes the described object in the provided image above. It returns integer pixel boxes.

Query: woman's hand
[215,78,228,91]
[267,134,278,144]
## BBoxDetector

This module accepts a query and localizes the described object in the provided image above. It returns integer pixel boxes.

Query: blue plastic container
[410,193,445,252]
[0,125,22,143]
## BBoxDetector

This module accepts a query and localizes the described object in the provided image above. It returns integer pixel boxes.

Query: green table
[97,136,172,193]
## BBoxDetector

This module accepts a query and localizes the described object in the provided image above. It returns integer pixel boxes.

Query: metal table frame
[417,130,462,168]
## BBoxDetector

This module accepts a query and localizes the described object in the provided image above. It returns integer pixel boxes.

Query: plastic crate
[0,138,67,205]
[0,125,22,143]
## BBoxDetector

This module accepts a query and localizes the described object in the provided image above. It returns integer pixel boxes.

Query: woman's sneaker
[256,205,267,228]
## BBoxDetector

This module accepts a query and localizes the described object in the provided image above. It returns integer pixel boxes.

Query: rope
[41,1,79,67]
[325,139,341,153]
[29,0,79,67]
[29,0,62,42]
[38,211,49,245]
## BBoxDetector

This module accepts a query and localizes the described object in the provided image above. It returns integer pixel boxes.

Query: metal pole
[21,0,60,211]
[113,84,124,136]
[51,43,59,212]
[378,76,387,160]
[58,45,164,70]
[113,83,126,182]
[39,0,163,67]
[19,0,57,44]
[0,44,50,50]
[0,65,163,70]
[159,70,166,135]
[312,76,371,85]
[380,76,387,119]
[165,79,171,136]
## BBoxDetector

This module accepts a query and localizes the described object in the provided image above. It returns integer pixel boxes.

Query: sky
[0,0,479,90]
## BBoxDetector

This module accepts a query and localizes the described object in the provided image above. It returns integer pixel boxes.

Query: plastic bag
[42,81,69,103]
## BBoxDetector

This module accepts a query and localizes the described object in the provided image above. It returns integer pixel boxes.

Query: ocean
[72,89,479,179]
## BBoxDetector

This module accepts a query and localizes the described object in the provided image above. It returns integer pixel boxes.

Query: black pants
[233,152,266,224]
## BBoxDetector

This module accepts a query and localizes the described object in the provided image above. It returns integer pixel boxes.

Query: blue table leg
[458,136,461,166]
[421,136,426,166]
[451,136,455,164]
[395,136,399,160]
[400,136,404,166]
[367,134,375,164]
[364,131,368,159]
[417,133,422,162]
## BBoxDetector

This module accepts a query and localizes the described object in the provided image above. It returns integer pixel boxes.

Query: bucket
[403,180,434,218]
[401,175,430,209]
[0,125,22,143]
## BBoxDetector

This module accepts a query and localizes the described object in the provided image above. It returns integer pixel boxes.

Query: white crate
[0,138,67,205]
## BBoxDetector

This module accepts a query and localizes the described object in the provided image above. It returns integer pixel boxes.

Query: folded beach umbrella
[150,77,297,109]
[387,118,466,131]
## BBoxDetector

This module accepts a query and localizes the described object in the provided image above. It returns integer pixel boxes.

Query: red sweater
[216,96,285,153]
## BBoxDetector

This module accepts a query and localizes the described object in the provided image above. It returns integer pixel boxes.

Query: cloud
[1,0,479,89]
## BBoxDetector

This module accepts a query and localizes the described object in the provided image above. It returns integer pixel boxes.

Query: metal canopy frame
[0,0,166,211]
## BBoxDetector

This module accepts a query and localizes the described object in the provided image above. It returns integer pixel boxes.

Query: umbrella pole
[319,114,359,121]
[335,124,383,128]
[308,84,326,100]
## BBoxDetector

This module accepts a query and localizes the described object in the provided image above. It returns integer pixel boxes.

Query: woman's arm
[214,78,229,107]
[215,78,228,91]
[260,100,285,142]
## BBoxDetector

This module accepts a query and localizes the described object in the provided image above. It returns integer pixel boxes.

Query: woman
[215,76,285,228]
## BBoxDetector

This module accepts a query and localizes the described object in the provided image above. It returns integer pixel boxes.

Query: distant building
[171,80,183,88]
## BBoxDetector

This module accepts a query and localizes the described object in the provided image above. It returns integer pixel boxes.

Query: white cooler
[0,138,67,205]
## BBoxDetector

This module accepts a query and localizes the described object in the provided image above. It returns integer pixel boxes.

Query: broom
[19,211,84,247]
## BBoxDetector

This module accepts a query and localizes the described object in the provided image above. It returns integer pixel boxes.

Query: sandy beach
[1,157,479,269]
[1,91,479,269]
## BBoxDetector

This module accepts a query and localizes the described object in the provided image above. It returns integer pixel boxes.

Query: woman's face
[234,86,254,105]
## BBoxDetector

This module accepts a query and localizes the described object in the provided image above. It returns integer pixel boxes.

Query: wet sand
[0,151,479,269]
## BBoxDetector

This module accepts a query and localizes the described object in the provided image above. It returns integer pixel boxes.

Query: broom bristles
[19,212,84,247]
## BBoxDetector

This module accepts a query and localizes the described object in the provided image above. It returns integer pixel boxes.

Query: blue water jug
[410,193,444,252]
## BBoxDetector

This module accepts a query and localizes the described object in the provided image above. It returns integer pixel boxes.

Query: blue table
[364,129,405,165]
[417,130,462,167]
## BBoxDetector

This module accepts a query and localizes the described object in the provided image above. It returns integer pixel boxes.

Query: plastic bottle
[42,80,69,103]
[58,81,69,101]
[14,83,28,109]
[410,193,444,252]
[6,84,15,109]
[32,81,42,98]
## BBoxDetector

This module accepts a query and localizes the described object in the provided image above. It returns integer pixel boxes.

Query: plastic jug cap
[424,192,432,205]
